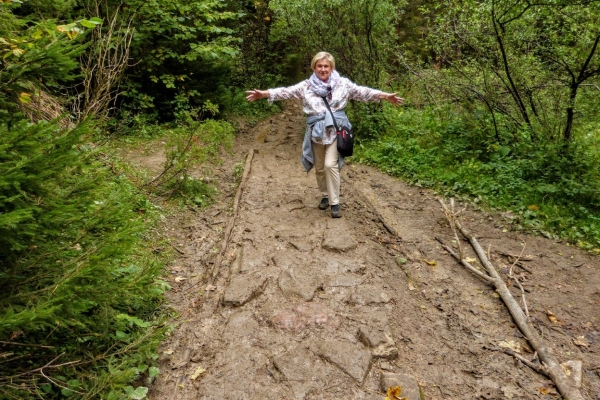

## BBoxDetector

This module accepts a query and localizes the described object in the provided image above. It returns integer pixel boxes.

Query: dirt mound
[148,104,600,399]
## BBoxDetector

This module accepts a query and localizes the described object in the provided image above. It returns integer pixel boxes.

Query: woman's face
[313,59,332,82]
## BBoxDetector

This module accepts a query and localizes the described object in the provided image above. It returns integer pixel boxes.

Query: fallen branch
[210,149,255,281]
[438,198,585,400]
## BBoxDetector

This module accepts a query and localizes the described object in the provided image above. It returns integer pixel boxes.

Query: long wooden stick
[439,199,585,400]
[210,149,255,281]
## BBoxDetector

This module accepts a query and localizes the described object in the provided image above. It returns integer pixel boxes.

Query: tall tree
[420,0,600,144]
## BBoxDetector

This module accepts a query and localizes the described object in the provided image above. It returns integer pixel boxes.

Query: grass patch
[109,119,235,209]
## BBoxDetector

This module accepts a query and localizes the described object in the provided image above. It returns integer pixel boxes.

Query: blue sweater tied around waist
[301,110,351,172]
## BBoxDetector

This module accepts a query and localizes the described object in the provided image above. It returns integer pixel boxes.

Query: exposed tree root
[347,181,400,238]
[210,149,255,282]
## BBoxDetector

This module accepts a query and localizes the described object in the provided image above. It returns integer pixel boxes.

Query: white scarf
[308,70,340,99]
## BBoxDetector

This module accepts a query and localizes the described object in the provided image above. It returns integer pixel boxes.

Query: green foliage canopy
[119,0,244,117]
[0,3,90,123]
[269,0,401,86]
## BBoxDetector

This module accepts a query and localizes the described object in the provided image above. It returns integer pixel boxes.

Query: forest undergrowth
[353,104,600,251]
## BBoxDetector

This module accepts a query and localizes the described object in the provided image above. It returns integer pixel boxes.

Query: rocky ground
[135,103,600,400]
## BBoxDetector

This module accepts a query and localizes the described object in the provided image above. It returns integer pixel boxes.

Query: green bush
[356,106,600,249]
[0,120,166,398]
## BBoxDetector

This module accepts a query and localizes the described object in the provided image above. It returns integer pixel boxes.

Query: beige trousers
[312,139,340,205]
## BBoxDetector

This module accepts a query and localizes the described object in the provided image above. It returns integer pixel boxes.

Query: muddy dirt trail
[146,104,600,400]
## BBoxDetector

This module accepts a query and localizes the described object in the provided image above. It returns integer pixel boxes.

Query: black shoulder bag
[321,97,354,157]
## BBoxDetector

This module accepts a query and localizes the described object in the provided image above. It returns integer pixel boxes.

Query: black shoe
[318,197,329,210]
[331,204,341,218]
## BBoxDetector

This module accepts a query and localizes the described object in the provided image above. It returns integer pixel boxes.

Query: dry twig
[347,183,400,238]
[0,341,54,349]
[484,345,542,372]
[499,250,534,273]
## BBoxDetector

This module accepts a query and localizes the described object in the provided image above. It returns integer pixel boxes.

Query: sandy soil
[141,103,600,400]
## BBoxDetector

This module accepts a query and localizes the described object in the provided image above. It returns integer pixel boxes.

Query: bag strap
[321,96,340,132]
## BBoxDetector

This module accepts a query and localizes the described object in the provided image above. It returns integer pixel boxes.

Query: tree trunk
[563,84,577,142]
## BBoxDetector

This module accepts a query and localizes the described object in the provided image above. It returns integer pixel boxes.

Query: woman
[246,52,404,218]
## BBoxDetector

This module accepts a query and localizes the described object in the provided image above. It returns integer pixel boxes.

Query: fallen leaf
[205,284,217,291]
[537,387,550,395]
[408,282,416,291]
[498,340,521,354]
[465,257,477,263]
[424,260,437,266]
[163,349,174,355]
[385,386,408,400]
[546,310,560,324]
[190,366,206,380]
[174,276,186,283]
[573,336,590,348]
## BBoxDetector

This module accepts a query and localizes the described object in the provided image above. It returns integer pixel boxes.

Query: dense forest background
[1,0,599,398]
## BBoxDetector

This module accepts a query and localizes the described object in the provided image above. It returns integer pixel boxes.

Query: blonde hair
[311,52,336,70]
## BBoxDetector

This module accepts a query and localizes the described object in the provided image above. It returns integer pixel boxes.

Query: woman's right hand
[245,89,269,102]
